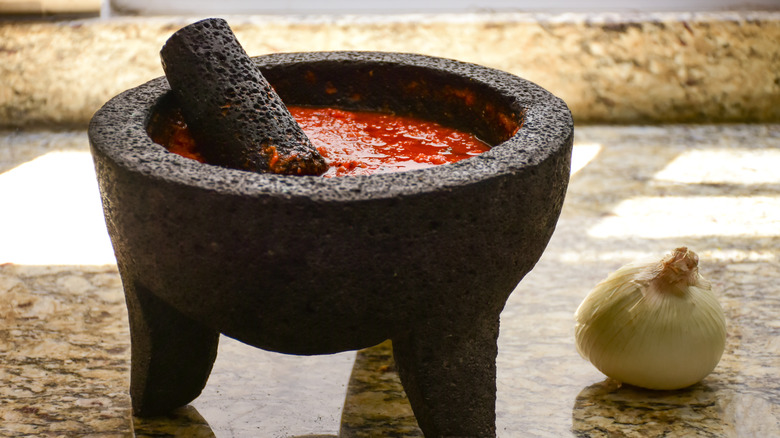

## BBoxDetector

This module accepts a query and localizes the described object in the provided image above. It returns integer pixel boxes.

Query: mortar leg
[393,314,500,438]
[124,279,220,416]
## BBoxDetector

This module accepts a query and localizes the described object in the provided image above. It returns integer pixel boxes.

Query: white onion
[574,247,726,390]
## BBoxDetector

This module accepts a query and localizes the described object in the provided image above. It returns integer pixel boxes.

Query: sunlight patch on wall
[0,151,116,265]
[571,143,601,176]
[588,196,780,239]
[557,248,777,265]
[654,149,780,185]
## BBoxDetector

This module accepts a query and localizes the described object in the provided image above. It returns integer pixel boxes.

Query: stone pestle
[160,18,328,176]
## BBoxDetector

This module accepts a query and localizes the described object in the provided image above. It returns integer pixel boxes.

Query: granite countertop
[1,123,778,437]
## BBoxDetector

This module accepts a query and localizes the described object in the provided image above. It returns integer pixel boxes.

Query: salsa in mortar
[159,106,491,177]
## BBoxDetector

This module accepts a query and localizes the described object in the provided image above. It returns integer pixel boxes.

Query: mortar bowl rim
[88,50,573,202]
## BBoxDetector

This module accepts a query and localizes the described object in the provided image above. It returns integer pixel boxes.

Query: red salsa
[161,106,491,177]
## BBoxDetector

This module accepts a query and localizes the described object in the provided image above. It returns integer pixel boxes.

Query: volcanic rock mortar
[88,51,573,437]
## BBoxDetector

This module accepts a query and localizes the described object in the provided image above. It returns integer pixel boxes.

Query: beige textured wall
[1,12,778,128]
[0,0,99,14]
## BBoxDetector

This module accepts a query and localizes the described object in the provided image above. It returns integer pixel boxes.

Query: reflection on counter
[340,341,422,437]
[133,406,215,438]
[573,379,727,436]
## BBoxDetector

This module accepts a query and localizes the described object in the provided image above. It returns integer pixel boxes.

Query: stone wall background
[1,11,778,128]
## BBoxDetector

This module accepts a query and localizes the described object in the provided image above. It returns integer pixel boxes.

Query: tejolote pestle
[160,18,328,176]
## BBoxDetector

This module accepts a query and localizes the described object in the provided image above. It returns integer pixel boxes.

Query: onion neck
[647,247,700,295]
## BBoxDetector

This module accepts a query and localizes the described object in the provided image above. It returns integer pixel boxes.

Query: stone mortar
[88,51,573,437]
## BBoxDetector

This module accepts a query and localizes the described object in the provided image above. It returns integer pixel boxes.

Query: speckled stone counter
[1,11,779,128]
[1,124,778,436]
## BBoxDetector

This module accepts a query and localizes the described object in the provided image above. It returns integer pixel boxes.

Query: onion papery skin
[574,253,727,390]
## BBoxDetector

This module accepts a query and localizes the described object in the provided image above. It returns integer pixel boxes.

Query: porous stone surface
[1,11,779,128]
[159,18,327,175]
[88,51,573,436]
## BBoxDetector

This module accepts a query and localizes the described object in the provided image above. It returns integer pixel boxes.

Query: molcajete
[88,51,573,437]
